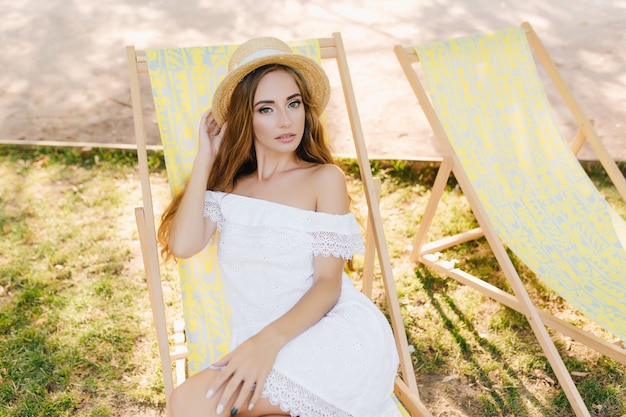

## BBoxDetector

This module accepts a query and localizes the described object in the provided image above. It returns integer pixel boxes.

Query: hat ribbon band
[235,48,288,69]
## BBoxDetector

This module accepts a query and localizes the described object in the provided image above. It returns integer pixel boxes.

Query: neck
[255,150,300,181]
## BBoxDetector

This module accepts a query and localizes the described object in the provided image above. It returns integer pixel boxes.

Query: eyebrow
[254,93,302,108]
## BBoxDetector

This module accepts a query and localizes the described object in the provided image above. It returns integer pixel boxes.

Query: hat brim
[212,53,330,125]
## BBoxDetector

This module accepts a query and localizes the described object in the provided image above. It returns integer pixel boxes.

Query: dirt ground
[2,0,625,161]
[2,1,625,416]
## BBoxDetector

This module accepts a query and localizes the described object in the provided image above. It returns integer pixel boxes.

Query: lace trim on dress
[310,230,364,259]
[262,370,353,417]
[203,198,222,223]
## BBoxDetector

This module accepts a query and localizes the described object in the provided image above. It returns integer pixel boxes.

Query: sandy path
[1,0,625,160]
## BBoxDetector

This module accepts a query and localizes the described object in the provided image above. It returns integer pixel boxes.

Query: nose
[277,108,292,128]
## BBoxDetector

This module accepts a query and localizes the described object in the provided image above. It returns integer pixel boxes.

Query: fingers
[214,368,253,416]
[199,108,221,137]
[201,109,220,137]
[230,378,257,414]
[206,353,231,395]
[205,355,245,415]
[197,109,226,158]
[206,366,260,415]
[205,336,276,415]
[248,372,268,412]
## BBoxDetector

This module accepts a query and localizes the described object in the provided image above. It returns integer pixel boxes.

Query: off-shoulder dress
[203,191,401,417]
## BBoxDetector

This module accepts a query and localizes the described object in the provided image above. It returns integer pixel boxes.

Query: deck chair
[394,22,626,417]
[127,33,433,417]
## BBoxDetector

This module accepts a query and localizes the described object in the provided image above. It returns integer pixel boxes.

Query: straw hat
[212,37,331,125]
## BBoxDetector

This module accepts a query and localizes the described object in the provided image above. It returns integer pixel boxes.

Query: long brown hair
[157,64,335,260]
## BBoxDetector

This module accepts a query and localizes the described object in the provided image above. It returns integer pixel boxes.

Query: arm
[167,109,226,258]
[208,164,351,412]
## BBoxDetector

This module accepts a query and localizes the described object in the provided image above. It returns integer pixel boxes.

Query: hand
[198,108,227,159]
[206,331,283,415]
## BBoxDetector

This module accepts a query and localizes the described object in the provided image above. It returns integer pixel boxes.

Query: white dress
[204,191,401,417]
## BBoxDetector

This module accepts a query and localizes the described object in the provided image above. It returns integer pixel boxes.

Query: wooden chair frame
[127,32,433,416]
[394,21,626,417]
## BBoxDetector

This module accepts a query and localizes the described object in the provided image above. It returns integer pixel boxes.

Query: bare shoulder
[310,163,346,182]
[310,164,349,214]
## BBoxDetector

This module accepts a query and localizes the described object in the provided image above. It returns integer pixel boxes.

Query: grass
[1,145,625,416]
[0,146,170,416]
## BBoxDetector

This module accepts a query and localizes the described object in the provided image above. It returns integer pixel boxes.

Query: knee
[167,385,187,417]
[167,369,218,417]
[168,380,216,417]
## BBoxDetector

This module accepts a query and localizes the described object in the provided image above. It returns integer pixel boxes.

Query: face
[251,69,306,155]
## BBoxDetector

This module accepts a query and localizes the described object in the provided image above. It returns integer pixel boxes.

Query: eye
[288,100,301,109]
[258,106,272,114]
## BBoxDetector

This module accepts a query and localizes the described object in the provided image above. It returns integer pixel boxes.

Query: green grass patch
[0,145,170,416]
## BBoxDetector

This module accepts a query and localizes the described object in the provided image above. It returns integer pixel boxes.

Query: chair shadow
[412,265,554,416]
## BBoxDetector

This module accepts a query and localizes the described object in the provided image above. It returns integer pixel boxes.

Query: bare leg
[168,367,290,417]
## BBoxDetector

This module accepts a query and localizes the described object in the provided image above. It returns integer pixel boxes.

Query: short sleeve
[203,191,223,223]
[310,214,365,259]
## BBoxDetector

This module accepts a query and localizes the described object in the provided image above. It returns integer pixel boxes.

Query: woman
[158,36,400,417]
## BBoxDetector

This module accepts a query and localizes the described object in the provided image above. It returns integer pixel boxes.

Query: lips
[275,133,296,142]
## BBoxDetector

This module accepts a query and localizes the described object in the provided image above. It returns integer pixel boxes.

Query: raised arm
[167,109,226,259]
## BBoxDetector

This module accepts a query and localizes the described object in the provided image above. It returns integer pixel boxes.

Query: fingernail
[206,389,214,399]
[248,403,255,411]
[216,404,224,414]
[230,407,238,416]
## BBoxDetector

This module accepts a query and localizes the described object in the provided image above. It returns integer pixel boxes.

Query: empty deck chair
[394,22,626,417]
